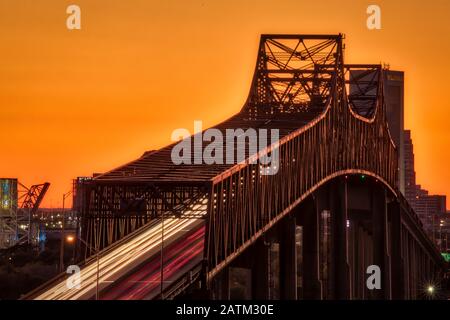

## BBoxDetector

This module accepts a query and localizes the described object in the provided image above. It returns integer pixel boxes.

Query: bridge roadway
[101,225,204,300]
[29,201,206,300]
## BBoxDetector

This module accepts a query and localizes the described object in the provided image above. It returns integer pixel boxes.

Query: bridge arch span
[207,173,442,300]
[204,36,444,299]
[206,35,398,280]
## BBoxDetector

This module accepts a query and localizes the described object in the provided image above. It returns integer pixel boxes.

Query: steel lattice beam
[74,34,445,291]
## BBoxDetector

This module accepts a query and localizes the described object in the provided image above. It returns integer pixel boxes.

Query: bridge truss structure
[63,34,447,300]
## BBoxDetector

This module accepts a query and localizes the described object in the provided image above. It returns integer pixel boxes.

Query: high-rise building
[349,69,405,193]
[383,70,405,195]
[404,130,416,206]
[414,186,447,239]
[403,130,448,248]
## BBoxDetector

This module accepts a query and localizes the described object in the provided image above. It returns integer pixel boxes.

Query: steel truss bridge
[25,34,447,300]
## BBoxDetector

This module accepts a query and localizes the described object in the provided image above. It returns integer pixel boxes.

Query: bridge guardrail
[154,262,203,300]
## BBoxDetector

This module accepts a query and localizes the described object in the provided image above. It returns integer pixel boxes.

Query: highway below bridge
[24,34,448,300]
[26,200,206,300]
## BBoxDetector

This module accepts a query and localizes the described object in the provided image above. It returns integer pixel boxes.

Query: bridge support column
[330,178,350,299]
[389,200,404,300]
[372,187,391,299]
[280,215,297,300]
[252,239,270,300]
[302,197,322,299]
[216,268,230,300]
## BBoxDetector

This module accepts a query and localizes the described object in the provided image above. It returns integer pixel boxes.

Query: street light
[427,285,434,295]
[59,190,73,273]
[439,221,444,252]
[66,234,101,300]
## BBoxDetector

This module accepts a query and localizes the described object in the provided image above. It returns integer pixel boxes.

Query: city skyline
[1,0,449,208]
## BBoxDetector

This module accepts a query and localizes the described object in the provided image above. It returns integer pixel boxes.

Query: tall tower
[383,70,405,195]
[403,130,416,206]
[349,69,405,193]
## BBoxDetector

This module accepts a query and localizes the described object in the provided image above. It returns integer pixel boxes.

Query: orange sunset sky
[1,0,449,208]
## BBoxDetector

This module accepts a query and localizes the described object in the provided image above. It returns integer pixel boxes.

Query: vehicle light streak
[34,200,207,300]
[103,226,205,300]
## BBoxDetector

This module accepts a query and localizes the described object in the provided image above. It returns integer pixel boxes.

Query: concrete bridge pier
[330,178,350,299]
[280,215,297,300]
[210,237,271,300]
[371,187,391,299]
[300,196,323,299]
[252,238,270,299]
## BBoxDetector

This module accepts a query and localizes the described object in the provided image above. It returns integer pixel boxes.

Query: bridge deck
[26,200,207,300]
[93,112,321,183]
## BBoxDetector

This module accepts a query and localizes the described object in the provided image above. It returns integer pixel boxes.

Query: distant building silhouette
[383,71,405,195]
[415,186,446,240]
[403,129,448,250]
[404,130,416,206]
[349,69,405,193]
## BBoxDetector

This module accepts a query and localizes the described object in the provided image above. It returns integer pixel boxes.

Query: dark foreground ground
[0,237,75,300]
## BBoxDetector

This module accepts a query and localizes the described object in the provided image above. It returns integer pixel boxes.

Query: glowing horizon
[1,0,449,208]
